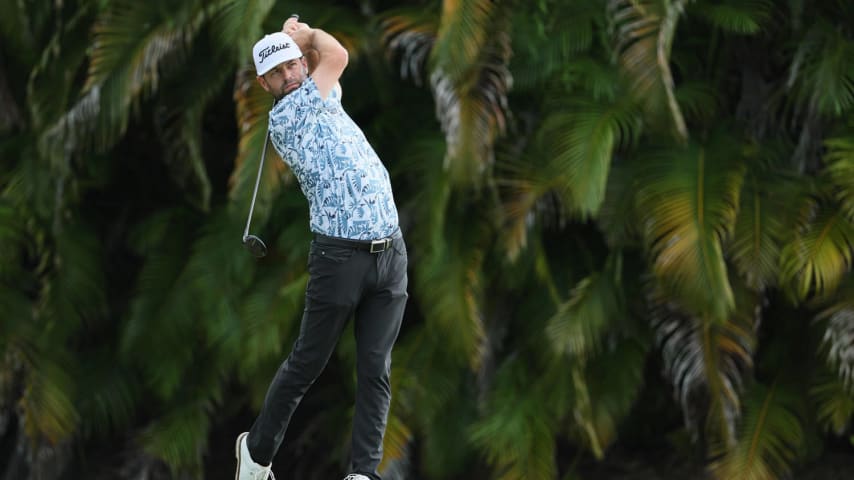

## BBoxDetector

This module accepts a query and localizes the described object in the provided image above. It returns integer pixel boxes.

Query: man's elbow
[331,45,349,71]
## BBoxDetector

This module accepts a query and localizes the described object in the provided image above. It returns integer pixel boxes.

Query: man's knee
[356,353,391,380]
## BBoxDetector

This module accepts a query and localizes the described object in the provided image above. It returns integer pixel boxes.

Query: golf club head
[243,235,268,258]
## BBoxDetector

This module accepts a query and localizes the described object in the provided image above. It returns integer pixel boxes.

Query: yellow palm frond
[780,203,854,302]
[608,0,689,142]
[637,137,744,319]
[710,381,805,480]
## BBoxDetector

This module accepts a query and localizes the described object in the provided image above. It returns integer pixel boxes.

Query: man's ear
[256,76,269,92]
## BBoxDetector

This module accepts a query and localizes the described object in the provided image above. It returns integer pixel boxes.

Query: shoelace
[253,470,275,480]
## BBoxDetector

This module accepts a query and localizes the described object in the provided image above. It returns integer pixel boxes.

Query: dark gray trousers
[247,232,408,480]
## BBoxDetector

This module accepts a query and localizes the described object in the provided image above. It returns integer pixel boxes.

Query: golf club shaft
[243,126,269,240]
[243,15,298,243]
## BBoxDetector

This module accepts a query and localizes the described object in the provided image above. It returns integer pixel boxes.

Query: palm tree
[2,0,853,479]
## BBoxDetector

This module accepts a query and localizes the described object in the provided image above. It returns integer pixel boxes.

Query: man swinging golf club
[235,14,408,480]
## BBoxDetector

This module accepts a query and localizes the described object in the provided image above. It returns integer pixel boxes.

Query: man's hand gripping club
[282,16,347,100]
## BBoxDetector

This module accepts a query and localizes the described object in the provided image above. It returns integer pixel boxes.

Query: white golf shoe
[342,475,370,480]
[234,432,275,480]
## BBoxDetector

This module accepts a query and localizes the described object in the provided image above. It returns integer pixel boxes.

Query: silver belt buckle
[370,238,390,253]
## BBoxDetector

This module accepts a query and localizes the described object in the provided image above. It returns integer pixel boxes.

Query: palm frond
[16,347,79,443]
[598,155,642,248]
[675,80,720,126]
[77,350,140,438]
[787,22,854,117]
[692,0,774,35]
[208,0,275,61]
[407,137,487,369]
[121,209,203,400]
[729,163,804,292]
[470,358,557,480]
[825,129,854,219]
[391,329,477,476]
[39,222,109,337]
[636,137,744,319]
[378,404,413,473]
[25,4,94,129]
[815,281,854,391]
[152,105,211,212]
[652,281,757,448]
[414,238,486,370]
[710,381,805,480]
[546,254,625,358]
[539,98,642,218]
[607,0,689,142]
[430,0,511,187]
[42,0,210,155]
[237,271,307,402]
[811,371,854,436]
[379,7,438,85]
[508,0,605,92]
[496,158,559,261]
[140,397,214,474]
[780,202,854,302]
[570,337,649,458]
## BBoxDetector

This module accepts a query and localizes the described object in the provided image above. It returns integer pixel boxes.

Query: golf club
[242,127,270,258]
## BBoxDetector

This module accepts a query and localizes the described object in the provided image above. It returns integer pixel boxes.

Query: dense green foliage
[2,0,854,479]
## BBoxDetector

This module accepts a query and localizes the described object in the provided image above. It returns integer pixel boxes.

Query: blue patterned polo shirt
[268,77,400,240]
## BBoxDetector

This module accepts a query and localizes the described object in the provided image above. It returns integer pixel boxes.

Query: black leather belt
[314,231,400,253]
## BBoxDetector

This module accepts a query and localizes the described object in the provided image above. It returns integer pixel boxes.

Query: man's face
[257,57,308,100]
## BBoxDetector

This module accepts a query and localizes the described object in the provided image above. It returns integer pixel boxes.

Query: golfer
[235,16,408,480]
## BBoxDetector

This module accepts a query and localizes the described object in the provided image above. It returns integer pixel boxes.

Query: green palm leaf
[77,350,140,437]
[470,358,557,480]
[237,271,307,401]
[407,136,487,369]
[780,203,854,302]
[571,338,649,459]
[710,381,805,480]
[209,0,275,60]
[16,345,79,443]
[637,137,744,319]
[729,163,803,292]
[25,4,94,129]
[42,0,209,154]
[391,329,477,476]
[787,21,854,117]
[415,239,486,369]
[598,155,643,248]
[507,0,604,92]
[540,98,641,217]
[546,254,625,358]
[825,129,854,219]
[811,371,854,436]
[140,397,214,474]
[607,0,690,141]
[692,0,773,35]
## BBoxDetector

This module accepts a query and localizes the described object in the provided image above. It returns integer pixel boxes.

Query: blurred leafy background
[1,0,854,479]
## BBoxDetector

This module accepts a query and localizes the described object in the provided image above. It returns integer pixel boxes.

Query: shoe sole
[235,432,248,480]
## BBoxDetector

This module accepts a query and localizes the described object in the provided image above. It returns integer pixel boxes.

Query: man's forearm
[290,28,347,66]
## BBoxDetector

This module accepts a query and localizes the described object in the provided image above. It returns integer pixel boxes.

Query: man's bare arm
[284,19,347,99]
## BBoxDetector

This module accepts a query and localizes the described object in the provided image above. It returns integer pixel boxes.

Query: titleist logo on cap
[258,43,291,64]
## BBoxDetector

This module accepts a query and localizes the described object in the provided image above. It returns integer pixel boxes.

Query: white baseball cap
[252,32,303,76]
